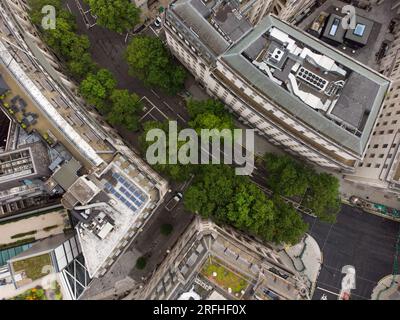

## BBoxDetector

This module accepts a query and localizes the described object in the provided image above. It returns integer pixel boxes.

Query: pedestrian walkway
[285,234,323,298]
[371,275,400,300]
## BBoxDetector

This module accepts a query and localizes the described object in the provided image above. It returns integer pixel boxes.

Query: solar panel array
[104,172,148,213]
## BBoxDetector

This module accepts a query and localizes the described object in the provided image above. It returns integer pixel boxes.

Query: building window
[383,144,388,148]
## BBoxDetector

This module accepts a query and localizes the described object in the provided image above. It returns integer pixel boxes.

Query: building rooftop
[221,15,390,156]
[0,143,51,191]
[322,13,374,46]
[170,0,253,57]
[144,218,307,300]
[73,156,158,277]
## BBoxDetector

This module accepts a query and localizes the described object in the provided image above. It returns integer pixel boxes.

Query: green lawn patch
[12,253,52,281]
[201,258,248,294]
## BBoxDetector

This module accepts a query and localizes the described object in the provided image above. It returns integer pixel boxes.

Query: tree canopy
[107,89,142,131]
[187,99,234,134]
[28,0,143,131]
[125,36,186,94]
[85,0,141,34]
[263,153,341,222]
[79,69,117,110]
[264,153,310,197]
[140,121,195,182]
[29,0,97,79]
[184,165,308,245]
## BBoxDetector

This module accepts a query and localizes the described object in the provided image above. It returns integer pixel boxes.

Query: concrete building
[165,0,390,172]
[343,2,400,195]
[0,0,169,298]
[132,217,311,300]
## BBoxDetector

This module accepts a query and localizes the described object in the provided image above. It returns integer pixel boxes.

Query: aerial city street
[0,0,399,302]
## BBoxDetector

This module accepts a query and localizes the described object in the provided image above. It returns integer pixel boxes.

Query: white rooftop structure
[76,163,151,278]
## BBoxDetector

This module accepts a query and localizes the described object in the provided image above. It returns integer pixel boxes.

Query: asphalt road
[305,204,400,300]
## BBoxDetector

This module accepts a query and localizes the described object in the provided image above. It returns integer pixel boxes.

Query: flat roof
[76,162,152,277]
[170,0,252,56]
[52,158,82,191]
[344,15,374,45]
[221,15,390,156]
[322,14,346,43]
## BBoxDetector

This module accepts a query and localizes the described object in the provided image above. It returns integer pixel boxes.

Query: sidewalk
[371,275,400,300]
[285,234,323,298]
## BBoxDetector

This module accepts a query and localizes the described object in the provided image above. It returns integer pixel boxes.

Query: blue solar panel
[105,171,148,213]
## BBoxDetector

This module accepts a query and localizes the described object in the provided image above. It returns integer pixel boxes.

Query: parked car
[154,16,162,28]
[165,192,183,211]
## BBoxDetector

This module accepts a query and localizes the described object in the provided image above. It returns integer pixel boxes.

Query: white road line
[139,106,155,121]
[151,89,160,99]
[154,106,169,120]
[316,286,340,297]
[66,3,72,12]
[149,26,158,36]
[162,101,174,112]
[163,101,187,123]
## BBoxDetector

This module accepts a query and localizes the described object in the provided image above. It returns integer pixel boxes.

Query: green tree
[140,121,195,182]
[79,69,116,110]
[85,0,141,33]
[303,172,341,223]
[264,153,310,197]
[107,89,142,131]
[67,53,98,79]
[184,165,306,244]
[125,36,186,94]
[29,2,96,80]
[28,0,63,27]
[271,197,308,245]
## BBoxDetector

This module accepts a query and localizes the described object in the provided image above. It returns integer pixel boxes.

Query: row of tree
[29,0,143,131]
[184,165,308,245]
[263,153,341,222]
[29,0,96,79]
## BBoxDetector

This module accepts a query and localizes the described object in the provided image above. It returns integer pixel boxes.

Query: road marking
[151,89,160,99]
[66,3,72,12]
[142,96,170,120]
[163,101,187,123]
[316,286,340,297]
[149,26,159,37]
[139,106,155,121]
